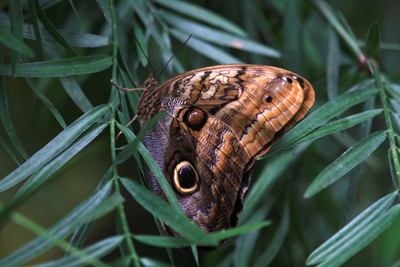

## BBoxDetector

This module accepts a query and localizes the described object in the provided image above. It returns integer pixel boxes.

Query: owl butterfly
[135,64,314,245]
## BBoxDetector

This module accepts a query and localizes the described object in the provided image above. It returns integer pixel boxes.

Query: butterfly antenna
[157,34,193,80]
[133,33,156,78]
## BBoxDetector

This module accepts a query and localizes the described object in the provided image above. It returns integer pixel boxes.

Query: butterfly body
[136,64,314,237]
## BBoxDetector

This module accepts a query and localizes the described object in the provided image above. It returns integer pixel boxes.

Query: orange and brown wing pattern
[136,64,314,241]
[143,64,314,158]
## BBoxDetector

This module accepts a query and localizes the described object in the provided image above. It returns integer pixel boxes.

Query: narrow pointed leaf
[34,0,78,56]
[59,76,94,112]
[290,109,383,147]
[242,145,307,222]
[0,135,21,165]
[28,0,47,60]
[327,27,339,100]
[307,191,398,265]
[0,184,115,266]
[0,23,34,57]
[305,131,386,198]
[115,113,164,164]
[315,203,400,267]
[0,55,112,77]
[254,204,290,267]
[141,258,175,267]
[212,221,271,240]
[26,77,67,128]
[66,168,113,254]
[171,29,243,64]
[153,0,246,37]
[117,124,182,212]
[96,0,112,25]
[134,235,192,248]
[365,22,381,59]
[120,178,218,246]
[30,236,123,267]
[11,123,107,204]
[313,0,362,59]
[134,221,270,248]
[0,17,110,47]
[235,204,273,266]
[160,11,280,58]
[268,88,379,155]
[8,0,24,74]
[0,104,109,193]
[0,71,29,160]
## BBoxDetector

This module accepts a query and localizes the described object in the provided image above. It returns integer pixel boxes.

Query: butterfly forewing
[136,64,315,244]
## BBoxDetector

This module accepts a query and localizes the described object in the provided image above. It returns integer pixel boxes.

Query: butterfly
[132,64,314,241]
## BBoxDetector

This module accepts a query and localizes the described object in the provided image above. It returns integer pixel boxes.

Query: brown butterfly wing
[137,64,314,237]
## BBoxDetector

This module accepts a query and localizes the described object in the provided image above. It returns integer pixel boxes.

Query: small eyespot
[183,108,207,129]
[282,76,293,84]
[264,94,273,103]
[173,161,200,194]
[186,110,204,126]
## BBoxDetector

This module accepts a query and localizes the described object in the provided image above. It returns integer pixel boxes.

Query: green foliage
[0,0,400,266]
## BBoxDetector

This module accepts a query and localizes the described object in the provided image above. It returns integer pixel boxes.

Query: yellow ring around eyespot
[173,161,199,194]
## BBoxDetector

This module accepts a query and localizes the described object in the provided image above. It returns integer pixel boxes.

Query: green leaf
[327,27,340,100]
[289,109,383,148]
[0,23,34,58]
[96,0,112,26]
[26,77,67,129]
[0,16,110,48]
[133,24,148,67]
[66,167,113,254]
[0,55,112,77]
[253,203,290,267]
[59,76,94,113]
[115,113,164,164]
[68,0,81,24]
[241,144,308,222]
[44,43,94,112]
[365,22,381,59]
[34,0,78,56]
[160,11,280,58]
[20,22,110,47]
[307,191,398,265]
[11,123,107,204]
[0,104,109,193]
[235,203,273,267]
[171,29,244,64]
[117,125,182,212]
[134,221,270,248]
[28,0,46,60]
[30,236,123,267]
[283,0,302,72]
[313,0,363,59]
[120,178,218,246]
[212,221,271,241]
[141,258,175,267]
[152,0,247,37]
[311,199,400,267]
[304,131,387,198]
[0,69,29,160]
[268,88,379,155]
[0,184,116,266]
[0,134,21,165]
[134,235,192,248]
[339,97,376,227]
[8,0,24,75]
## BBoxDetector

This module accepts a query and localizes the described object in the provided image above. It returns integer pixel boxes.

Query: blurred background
[0,0,400,266]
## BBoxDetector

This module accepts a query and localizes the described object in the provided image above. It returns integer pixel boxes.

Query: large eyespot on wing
[173,161,200,194]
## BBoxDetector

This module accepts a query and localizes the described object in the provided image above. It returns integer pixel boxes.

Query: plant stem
[109,0,140,266]
[375,64,400,188]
